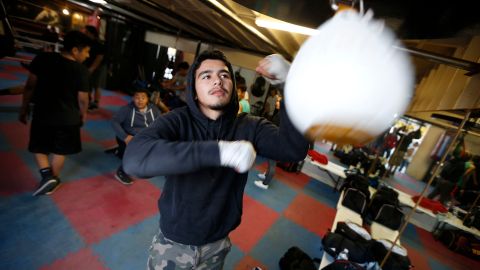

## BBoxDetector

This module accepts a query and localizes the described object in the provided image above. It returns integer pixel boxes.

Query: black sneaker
[33,177,58,196]
[88,102,99,112]
[45,178,62,195]
[115,168,133,185]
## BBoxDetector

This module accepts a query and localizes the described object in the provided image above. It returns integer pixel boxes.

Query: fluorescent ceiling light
[89,0,107,5]
[255,18,319,36]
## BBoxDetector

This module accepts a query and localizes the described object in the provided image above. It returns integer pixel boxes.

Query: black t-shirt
[30,52,89,125]
[83,40,105,68]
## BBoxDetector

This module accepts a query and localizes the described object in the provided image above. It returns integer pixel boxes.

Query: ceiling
[68,0,480,60]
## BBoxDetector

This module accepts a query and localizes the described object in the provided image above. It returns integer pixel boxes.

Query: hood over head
[186,50,238,123]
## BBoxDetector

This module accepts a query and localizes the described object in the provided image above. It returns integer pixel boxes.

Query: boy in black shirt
[19,31,91,196]
[83,26,106,111]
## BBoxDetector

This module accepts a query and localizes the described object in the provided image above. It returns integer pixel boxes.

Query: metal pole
[380,110,472,268]
[394,46,480,75]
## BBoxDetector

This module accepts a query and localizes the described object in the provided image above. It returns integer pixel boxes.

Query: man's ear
[71,47,79,56]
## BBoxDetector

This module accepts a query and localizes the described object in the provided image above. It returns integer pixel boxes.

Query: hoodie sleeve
[253,101,309,162]
[122,111,221,178]
[111,106,131,140]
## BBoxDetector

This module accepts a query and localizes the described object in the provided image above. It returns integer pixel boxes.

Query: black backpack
[370,239,411,270]
[367,186,399,221]
[372,204,404,230]
[322,260,366,270]
[438,229,480,260]
[335,222,371,243]
[279,246,317,270]
[322,232,374,264]
[340,175,371,215]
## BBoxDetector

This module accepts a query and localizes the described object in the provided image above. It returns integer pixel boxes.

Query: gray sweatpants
[147,229,231,270]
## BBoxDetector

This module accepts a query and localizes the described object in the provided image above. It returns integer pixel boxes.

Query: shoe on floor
[115,168,133,185]
[254,180,269,190]
[88,102,99,111]
[45,178,62,195]
[257,173,266,180]
[33,178,58,196]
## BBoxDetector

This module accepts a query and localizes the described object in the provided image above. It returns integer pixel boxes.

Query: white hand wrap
[218,140,256,173]
[265,54,291,85]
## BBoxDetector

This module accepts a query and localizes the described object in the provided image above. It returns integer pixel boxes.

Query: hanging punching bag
[284,9,414,145]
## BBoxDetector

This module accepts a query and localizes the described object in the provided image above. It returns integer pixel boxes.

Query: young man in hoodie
[123,50,308,269]
[111,88,161,184]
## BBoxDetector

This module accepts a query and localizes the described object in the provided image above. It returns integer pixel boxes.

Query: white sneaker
[257,173,266,180]
[254,180,269,190]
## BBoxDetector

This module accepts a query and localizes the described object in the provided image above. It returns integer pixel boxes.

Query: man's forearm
[89,55,104,72]
[78,92,89,123]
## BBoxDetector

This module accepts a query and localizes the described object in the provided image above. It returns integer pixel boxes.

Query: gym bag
[335,222,371,242]
[367,187,399,221]
[322,232,374,264]
[370,239,411,270]
[279,246,318,270]
[372,204,404,230]
[321,260,366,270]
[438,229,480,260]
[340,174,371,215]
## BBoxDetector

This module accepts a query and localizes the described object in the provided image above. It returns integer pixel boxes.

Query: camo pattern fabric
[147,229,231,270]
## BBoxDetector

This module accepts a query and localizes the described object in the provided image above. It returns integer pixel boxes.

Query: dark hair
[235,71,246,91]
[190,50,232,77]
[177,61,189,70]
[84,25,99,39]
[62,30,91,52]
[188,50,235,97]
[251,76,266,97]
[133,88,150,97]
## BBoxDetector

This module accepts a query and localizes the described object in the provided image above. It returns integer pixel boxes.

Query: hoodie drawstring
[131,107,155,128]
[130,108,135,127]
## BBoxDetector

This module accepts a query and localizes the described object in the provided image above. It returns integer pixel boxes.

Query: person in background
[398,142,419,173]
[162,61,189,107]
[263,86,279,120]
[428,154,467,205]
[150,90,170,114]
[455,155,479,207]
[386,127,421,176]
[111,88,161,185]
[382,130,398,158]
[18,31,91,196]
[83,25,106,111]
[237,84,250,114]
[255,96,282,189]
[123,50,308,269]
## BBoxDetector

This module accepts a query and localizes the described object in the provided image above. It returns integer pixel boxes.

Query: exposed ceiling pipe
[395,45,480,75]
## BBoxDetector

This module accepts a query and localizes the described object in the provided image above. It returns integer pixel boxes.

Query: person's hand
[125,135,134,144]
[18,106,29,125]
[255,54,291,85]
[218,140,256,173]
[80,112,87,126]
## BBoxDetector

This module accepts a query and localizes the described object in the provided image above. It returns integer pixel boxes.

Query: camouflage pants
[147,229,231,270]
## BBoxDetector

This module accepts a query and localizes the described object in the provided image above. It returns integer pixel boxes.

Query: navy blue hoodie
[123,53,308,246]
